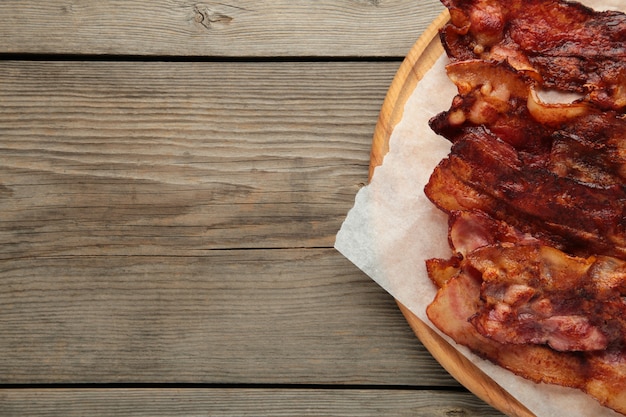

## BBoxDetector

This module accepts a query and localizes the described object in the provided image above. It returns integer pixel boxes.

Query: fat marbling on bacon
[421,0,626,414]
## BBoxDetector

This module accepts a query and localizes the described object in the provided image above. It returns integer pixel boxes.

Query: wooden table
[0,1,506,415]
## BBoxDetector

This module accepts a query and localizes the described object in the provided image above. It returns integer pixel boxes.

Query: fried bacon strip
[439,0,626,110]
[425,127,626,259]
[468,244,626,351]
[426,212,626,412]
[420,1,626,412]
[426,251,626,415]
[425,60,626,259]
[430,60,626,186]
[429,60,549,150]
[446,209,540,254]
[426,265,588,387]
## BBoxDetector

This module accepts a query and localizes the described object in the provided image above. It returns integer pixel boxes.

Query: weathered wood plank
[0,388,505,416]
[0,249,457,386]
[0,0,444,57]
[0,57,459,386]
[0,60,397,257]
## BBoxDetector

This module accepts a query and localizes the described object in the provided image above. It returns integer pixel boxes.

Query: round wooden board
[368,10,536,417]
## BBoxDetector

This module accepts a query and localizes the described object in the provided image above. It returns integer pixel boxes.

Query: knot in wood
[194,4,234,29]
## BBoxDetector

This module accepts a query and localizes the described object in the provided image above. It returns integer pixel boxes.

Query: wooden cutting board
[368,10,536,417]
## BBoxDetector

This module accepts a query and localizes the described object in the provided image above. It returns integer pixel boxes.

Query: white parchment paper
[335,1,625,416]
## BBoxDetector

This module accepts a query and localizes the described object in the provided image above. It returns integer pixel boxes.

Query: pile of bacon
[422,0,626,414]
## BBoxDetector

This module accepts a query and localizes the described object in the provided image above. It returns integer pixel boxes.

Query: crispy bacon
[430,60,626,186]
[427,246,626,414]
[426,210,538,288]
[425,127,626,259]
[439,0,626,110]
[426,264,589,387]
[421,0,626,413]
[429,214,626,353]
[429,60,551,151]
[468,244,626,351]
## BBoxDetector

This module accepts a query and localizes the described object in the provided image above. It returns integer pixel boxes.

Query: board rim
[368,10,536,417]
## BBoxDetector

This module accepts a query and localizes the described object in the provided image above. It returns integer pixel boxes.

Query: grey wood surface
[1,389,505,417]
[0,0,506,415]
[0,0,444,57]
[1,60,393,256]
[1,249,454,385]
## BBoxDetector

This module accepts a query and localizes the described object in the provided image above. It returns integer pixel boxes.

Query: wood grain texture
[0,0,444,57]
[0,60,460,386]
[0,60,394,257]
[0,249,456,385]
[0,388,506,417]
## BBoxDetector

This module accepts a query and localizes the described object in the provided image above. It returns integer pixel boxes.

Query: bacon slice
[468,244,626,351]
[430,60,626,186]
[439,0,626,110]
[426,209,538,288]
[426,265,588,387]
[429,60,550,151]
[421,1,626,413]
[425,127,626,259]
[447,209,539,255]
[426,247,626,415]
